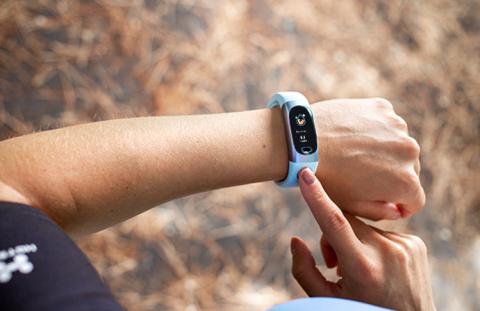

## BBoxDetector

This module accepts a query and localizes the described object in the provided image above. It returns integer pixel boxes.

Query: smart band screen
[288,106,317,155]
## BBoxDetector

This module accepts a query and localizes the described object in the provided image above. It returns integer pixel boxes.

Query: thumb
[290,237,338,297]
[344,201,402,221]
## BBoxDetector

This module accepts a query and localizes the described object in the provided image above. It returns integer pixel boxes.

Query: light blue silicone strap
[267,92,309,109]
[280,161,319,187]
[267,91,318,187]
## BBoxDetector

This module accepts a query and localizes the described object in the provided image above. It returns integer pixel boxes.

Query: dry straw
[0,0,479,310]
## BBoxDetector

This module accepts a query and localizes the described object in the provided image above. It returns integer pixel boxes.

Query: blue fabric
[0,202,124,311]
[268,297,392,311]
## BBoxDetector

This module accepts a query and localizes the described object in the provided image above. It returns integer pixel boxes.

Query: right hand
[311,98,424,220]
[291,168,435,311]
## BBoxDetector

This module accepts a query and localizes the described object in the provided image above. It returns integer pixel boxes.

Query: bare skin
[291,168,435,311]
[0,98,424,237]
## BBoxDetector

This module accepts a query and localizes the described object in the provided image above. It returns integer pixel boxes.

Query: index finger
[298,168,362,257]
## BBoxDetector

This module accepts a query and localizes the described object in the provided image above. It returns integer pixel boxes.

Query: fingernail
[385,203,402,219]
[396,204,408,218]
[290,238,297,255]
[301,168,316,185]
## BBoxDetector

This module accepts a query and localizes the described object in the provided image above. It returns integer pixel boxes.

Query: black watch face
[289,106,317,155]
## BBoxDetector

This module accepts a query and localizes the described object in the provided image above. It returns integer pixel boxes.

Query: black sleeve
[0,201,125,311]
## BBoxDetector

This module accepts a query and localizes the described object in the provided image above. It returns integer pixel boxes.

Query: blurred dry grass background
[0,0,479,310]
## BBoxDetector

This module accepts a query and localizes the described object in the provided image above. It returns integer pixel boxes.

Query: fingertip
[298,168,317,186]
[298,168,328,200]
[291,236,308,252]
[291,237,315,275]
[397,204,413,218]
[383,202,402,220]
[297,168,306,180]
[291,237,315,264]
[291,236,301,255]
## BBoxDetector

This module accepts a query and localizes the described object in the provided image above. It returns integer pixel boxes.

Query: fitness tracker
[267,92,319,187]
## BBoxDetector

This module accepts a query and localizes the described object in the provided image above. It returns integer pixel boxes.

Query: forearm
[0,108,288,236]
[0,97,426,235]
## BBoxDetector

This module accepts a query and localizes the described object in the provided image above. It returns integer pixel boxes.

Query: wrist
[310,102,330,175]
[256,108,289,182]
[265,92,319,187]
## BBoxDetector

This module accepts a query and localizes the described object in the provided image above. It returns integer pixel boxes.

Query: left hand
[311,98,424,220]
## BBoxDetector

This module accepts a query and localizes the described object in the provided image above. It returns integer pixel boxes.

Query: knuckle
[358,259,383,286]
[394,136,420,158]
[398,171,420,194]
[325,209,349,234]
[374,98,393,110]
[368,270,384,288]
[358,258,375,275]
[389,243,409,264]
[376,235,393,250]
[403,136,421,158]
[391,115,409,131]
[401,239,416,255]
[408,235,427,254]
